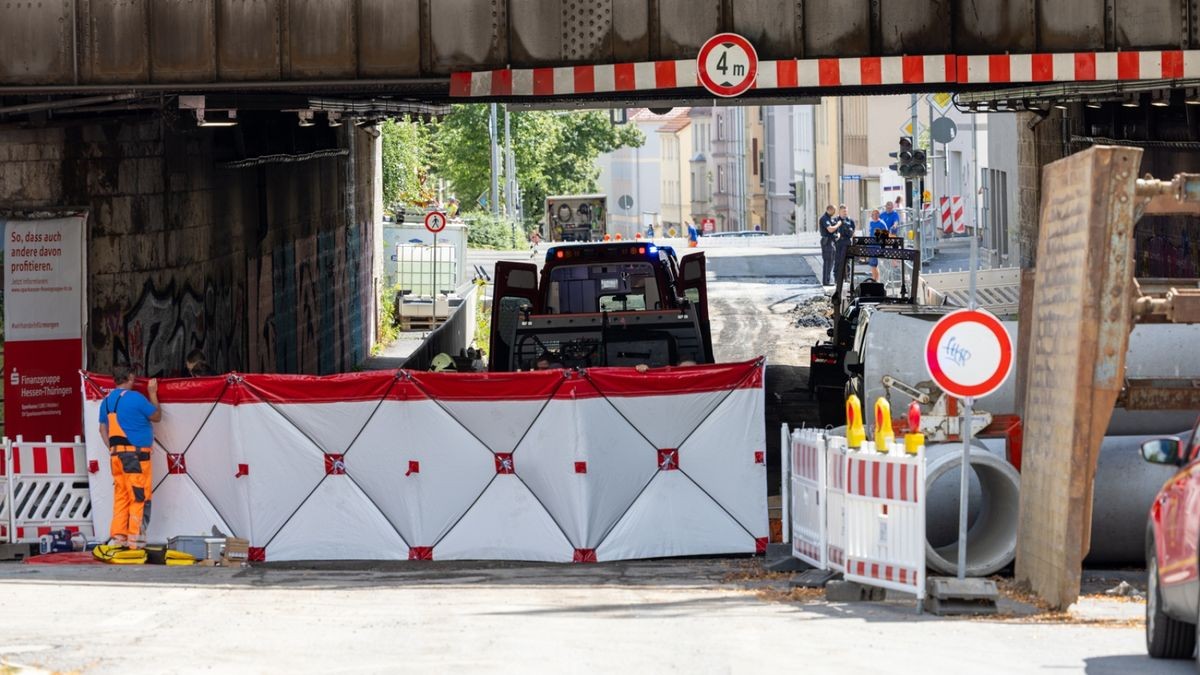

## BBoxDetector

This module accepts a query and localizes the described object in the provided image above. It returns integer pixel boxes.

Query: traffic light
[911,148,927,177]
[889,137,927,178]
[788,181,798,204]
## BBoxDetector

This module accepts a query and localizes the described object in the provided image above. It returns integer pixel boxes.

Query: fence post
[779,423,790,545]
[4,437,13,544]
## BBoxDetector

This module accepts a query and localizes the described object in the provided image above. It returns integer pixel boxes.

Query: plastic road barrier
[80,360,768,563]
[842,443,927,600]
[788,395,927,604]
[789,428,826,568]
[3,436,93,543]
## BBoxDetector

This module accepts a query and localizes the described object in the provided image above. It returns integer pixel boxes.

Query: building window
[717,116,724,141]
[717,166,726,193]
[752,138,759,176]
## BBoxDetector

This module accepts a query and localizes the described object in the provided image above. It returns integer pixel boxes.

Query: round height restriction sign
[697,33,758,98]
[924,308,1013,399]
[424,211,447,234]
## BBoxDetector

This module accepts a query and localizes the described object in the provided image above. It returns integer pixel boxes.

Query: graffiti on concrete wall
[246,220,372,375]
[94,276,245,377]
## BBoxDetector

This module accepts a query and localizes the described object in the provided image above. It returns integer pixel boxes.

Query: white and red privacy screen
[82,360,767,562]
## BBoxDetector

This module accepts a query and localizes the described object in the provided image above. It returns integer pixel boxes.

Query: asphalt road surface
[0,560,1180,674]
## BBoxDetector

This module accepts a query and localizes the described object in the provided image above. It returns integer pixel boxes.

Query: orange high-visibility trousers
[109,449,152,546]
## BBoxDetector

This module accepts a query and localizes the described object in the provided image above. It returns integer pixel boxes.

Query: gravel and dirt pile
[791,296,833,328]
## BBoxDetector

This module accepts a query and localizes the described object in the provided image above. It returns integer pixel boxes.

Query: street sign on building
[696,33,758,98]
[841,174,862,182]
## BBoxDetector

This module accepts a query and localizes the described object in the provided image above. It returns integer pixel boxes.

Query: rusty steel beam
[1119,378,1200,410]
[1016,146,1142,610]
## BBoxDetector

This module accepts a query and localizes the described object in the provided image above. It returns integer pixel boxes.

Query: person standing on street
[97,365,161,549]
[819,205,838,285]
[879,201,901,236]
[834,205,856,283]
[867,209,888,281]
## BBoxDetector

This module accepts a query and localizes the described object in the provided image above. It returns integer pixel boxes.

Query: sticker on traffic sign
[924,308,1013,399]
[425,211,447,234]
[697,33,758,98]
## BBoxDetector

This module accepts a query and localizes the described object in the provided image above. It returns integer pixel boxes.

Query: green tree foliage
[380,116,435,211]
[383,105,643,233]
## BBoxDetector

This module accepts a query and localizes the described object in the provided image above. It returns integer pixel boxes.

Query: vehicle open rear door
[678,252,714,363]
[489,261,540,371]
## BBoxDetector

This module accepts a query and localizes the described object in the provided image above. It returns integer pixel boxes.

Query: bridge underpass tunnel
[0,108,385,377]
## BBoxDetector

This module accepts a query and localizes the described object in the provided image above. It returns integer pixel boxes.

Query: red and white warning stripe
[940,196,966,234]
[791,434,823,482]
[957,50,1199,84]
[845,454,920,503]
[10,441,85,476]
[452,49,1200,97]
[846,558,921,588]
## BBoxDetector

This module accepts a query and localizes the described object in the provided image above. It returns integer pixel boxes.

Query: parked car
[1141,414,1200,665]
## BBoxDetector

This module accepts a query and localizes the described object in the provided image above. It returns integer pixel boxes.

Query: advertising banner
[3,215,87,439]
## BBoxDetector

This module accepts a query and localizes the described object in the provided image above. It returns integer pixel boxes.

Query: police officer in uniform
[833,205,857,284]
[818,205,838,285]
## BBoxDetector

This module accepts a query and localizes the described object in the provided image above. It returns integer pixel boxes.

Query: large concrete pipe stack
[858,310,1200,574]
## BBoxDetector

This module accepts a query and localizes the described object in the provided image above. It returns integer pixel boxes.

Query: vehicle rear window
[546,262,661,314]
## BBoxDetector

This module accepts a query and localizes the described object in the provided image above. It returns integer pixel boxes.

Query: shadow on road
[1084,654,1193,674]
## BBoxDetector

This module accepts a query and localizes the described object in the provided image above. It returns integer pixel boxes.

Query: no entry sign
[697,33,758,98]
[424,211,447,234]
[924,308,1013,399]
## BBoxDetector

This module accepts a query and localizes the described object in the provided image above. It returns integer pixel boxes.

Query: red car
[1143,415,1200,665]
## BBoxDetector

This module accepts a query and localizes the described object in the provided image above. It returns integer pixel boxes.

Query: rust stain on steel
[0,0,76,85]
[656,0,722,60]
[85,0,152,84]
[428,0,509,75]
[1015,146,1142,610]
[216,0,283,81]
[1120,379,1200,410]
[358,0,421,77]
[149,0,218,83]
[285,0,358,79]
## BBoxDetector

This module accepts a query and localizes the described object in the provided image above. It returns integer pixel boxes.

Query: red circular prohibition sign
[924,308,1013,399]
[697,33,759,98]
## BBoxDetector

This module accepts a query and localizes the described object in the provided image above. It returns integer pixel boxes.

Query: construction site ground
[0,243,1166,673]
[0,558,1173,674]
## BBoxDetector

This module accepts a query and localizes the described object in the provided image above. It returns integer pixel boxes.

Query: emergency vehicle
[488,242,713,371]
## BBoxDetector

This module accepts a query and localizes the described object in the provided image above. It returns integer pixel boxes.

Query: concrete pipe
[1085,434,1188,565]
[923,443,1022,577]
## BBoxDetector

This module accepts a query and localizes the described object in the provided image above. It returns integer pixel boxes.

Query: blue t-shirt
[879,210,900,233]
[869,220,888,237]
[98,389,157,447]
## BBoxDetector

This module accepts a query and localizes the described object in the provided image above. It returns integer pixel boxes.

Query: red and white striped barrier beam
[451,50,1200,97]
[81,362,767,563]
[940,196,966,234]
[4,436,93,543]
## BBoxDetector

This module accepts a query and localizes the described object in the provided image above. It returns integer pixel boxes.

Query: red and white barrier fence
[2,436,93,543]
[786,422,926,605]
[789,428,826,568]
[842,444,926,598]
[81,360,768,563]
